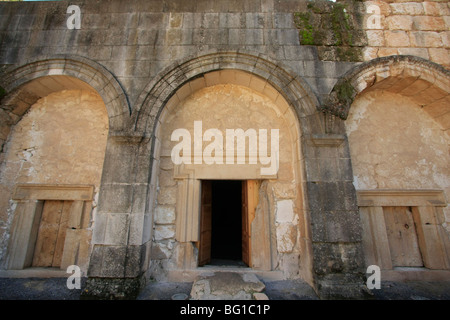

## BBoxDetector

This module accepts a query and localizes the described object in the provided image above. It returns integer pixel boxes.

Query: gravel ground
[0,277,449,300]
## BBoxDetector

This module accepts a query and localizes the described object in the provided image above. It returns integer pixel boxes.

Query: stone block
[390,3,424,16]
[410,31,443,47]
[312,242,365,276]
[276,223,297,253]
[109,12,139,29]
[245,12,270,29]
[423,2,444,16]
[82,13,112,29]
[366,30,385,47]
[318,157,340,182]
[131,184,149,214]
[154,205,176,224]
[244,29,264,45]
[104,213,129,245]
[397,47,430,60]
[151,241,173,260]
[124,245,143,277]
[386,15,413,30]
[128,213,144,245]
[138,12,166,29]
[97,184,133,214]
[276,200,295,223]
[441,31,450,47]
[190,272,265,300]
[377,47,398,57]
[273,13,294,29]
[324,210,362,242]
[81,276,143,300]
[253,292,269,300]
[154,225,176,241]
[157,186,177,205]
[219,13,244,29]
[283,45,318,61]
[413,16,446,31]
[428,48,450,67]
[384,30,410,47]
[101,245,127,277]
[323,182,347,212]
[158,169,176,188]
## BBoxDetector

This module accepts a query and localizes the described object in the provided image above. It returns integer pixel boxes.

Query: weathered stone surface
[386,15,413,30]
[190,272,265,300]
[81,276,144,300]
[384,30,410,47]
[389,2,423,15]
[346,91,449,192]
[0,0,448,301]
[276,223,297,253]
[154,225,176,241]
[253,292,269,300]
[275,200,295,223]
[154,205,176,224]
[413,16,446,31]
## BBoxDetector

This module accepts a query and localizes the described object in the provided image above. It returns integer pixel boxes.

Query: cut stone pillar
[82,133,152,300]
[304,132,369,299]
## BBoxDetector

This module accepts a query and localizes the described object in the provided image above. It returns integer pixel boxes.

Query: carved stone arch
[134,51,327,288]
[0,54,131,133]
[133,50,321,136]
[324,55,450,130]
[341,56,450,281]
[0,55,130,270]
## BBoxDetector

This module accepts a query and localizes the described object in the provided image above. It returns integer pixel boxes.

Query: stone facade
[0,0,448,299]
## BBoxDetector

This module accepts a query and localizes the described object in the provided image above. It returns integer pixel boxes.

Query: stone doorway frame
[357,189,450,280]
[4,184,94,272]
[173,164,275,272]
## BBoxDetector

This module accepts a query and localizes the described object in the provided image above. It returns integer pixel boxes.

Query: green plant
[294,12,315,45]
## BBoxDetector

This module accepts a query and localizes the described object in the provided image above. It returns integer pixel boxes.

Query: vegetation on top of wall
[321,78,357,120]
[335,79,355,106]
[294,0,366,62]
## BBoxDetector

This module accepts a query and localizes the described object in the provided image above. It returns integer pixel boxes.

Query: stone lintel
[13,184,94,201]
[307,134,346,147]
[356,189,447,207]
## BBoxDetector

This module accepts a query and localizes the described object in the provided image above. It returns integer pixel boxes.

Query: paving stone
[190,272,265,300]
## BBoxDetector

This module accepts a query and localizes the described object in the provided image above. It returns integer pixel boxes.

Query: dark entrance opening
[210,180,242,264]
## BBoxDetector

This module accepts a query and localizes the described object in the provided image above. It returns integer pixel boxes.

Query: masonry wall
[152,83,300,280]
[363,0,450,67]
[347,90,450,223]
[0,89,108,268]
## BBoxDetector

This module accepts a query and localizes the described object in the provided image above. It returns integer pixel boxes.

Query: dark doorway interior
[210,180,242,264]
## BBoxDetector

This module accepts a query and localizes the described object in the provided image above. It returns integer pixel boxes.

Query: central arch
[136,52,321,286]
[133,51,321,136]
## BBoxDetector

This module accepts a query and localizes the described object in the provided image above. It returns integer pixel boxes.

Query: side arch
[343,56,450,280]
[324,55,450,130]
[0,55,130,273]
[0,54,131,132]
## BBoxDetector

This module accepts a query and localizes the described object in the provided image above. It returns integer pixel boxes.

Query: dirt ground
[0,277,449,300]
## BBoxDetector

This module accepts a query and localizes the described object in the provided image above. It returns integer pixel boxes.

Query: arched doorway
[343,56,450,280]
[149,71,306,281]
[1,89,108,271]
[135,51,369,298]
[0,56,129,274]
